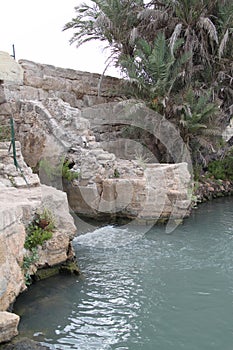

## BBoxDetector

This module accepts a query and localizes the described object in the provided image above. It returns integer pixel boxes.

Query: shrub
[207,150,233,180]
[62,160,80,181]
[24,208,55,251]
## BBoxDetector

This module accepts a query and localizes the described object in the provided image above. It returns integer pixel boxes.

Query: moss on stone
[59,260,80,275]
[34,260,80,281]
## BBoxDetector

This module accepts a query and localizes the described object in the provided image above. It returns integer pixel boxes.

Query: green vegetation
[114,168,120,178]
[38,157,80,183]
[24,225,53,250]
[23,208,56,285]
[65,0,232,171]
[62,160,80,181]
[207,150,233,180]
[22,248,39,286]
[24,208,55,250]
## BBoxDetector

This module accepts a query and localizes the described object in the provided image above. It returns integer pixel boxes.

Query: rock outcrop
[0,312,20,344]
[0,140,77,343]
[0,52,23,84]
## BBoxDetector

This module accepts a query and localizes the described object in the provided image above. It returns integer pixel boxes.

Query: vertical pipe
[10,117,18,169]
[12,44,15,60]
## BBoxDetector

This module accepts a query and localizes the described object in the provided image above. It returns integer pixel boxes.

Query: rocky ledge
[194,176,233,204]
[0,141,78,344]
[0,338,50,350]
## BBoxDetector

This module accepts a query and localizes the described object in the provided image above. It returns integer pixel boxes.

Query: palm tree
[173,87,222,164]
[64,0,144,62]
[120,32,190,111]
[64,0,232,167]
[65,1,232,76]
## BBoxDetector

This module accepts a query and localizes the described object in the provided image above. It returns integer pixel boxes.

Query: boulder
[0,338,50,350]
[0,52,23,84]
[0,312,19,343]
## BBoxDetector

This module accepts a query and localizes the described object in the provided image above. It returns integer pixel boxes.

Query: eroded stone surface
[0,312,19,343]
[0,59,192,223]
[0,52,23,84]
[0,142,77,343]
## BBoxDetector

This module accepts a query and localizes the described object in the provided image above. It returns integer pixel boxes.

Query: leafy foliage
[62,160,80,181]
[173,87,222,164]
[207,149,233,180]
[23,208,56,285]
[22,248,39,286]
[65,0,232,167]
[38,157,79,183]
[24,208,55,250]
[120,33,189,108]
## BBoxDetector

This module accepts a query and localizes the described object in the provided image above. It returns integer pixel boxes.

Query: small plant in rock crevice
[23,208,56,285]
[38,157,80,183]
[22,247,39,286]
[24,208,55,250]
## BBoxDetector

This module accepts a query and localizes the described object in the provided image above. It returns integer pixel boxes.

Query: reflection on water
[14,197,233,350]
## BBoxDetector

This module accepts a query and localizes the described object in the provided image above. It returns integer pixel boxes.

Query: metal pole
[10,117,18,169]
[11,44,15,60]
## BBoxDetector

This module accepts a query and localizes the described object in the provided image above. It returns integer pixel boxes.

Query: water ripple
[14,197,233,350]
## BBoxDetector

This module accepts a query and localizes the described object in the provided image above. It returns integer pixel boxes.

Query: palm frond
[198,17,219,44]
[129,27,139,45]
[218,29,229,59]
[137,8,168,22]
[169,23,182,57]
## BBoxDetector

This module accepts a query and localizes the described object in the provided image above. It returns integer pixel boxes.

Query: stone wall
[5,58,122,109]
[1,52,192,225]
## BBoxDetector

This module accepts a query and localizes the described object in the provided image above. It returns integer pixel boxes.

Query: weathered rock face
[66,162,191,223]
[0,312,20,343]
[1,53,192,226]
[5,58,121,109]
[0,52,23,84]
[0,141,77,343]
[0,142,77,309]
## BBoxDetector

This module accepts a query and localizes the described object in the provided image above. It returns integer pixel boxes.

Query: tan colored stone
[0,143,77,319]
[0,51,23,83]
[0,312,19,343]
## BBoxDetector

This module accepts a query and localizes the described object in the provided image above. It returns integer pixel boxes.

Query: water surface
[14,197,233,350]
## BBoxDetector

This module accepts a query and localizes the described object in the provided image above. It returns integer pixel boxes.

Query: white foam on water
[74,225,145,249]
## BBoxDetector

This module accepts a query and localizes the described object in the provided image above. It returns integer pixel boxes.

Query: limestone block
[0,221,26,311]
[0,102,11,115]
[0,312,19,343]
[42,76,66,91]
[24,72,43,88]
[0,85,6,105]
[14,174,40,188]
[55,91,78,108]
[18,59,43,74]
[18,86,40,100]
[40,184,77,238]
[37,231,70,267]
[0,52,23,84]
[98,180,116,213]
[77,185,101,211]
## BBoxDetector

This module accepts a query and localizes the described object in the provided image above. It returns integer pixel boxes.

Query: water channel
[14,197,233,350]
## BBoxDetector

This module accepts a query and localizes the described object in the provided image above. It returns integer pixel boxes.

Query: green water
[14,197,233,350]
